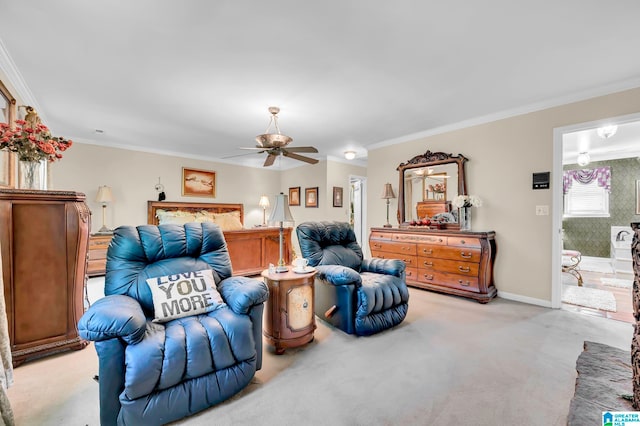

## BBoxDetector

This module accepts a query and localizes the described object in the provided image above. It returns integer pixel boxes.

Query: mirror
[397,150,468,228]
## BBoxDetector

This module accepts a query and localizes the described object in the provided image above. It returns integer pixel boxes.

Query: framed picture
[333,186,343,207]
[289,187,301,206]
[636,180,640,215]
[305,187,318,208]
[182,167,216,197]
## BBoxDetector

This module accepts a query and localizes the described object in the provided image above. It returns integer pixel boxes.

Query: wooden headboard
[147,201,244,225]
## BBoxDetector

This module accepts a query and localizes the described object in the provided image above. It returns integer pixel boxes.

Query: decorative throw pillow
[155,209,198,225]
[212,211,243,231]
[145,269,224,323]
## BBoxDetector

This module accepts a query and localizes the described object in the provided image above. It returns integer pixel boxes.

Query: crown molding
[368,77,640,151]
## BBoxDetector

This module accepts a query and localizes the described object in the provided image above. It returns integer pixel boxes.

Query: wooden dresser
[370,227,497,303]
[0,189,90,365]
[88,234,113,277]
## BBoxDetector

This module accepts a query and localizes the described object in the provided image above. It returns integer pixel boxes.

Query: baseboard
[498,291,552,308]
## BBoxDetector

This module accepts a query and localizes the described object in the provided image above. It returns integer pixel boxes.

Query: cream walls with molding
[49,143,281,234]
[367,87,640,306]
[279,159,366,256]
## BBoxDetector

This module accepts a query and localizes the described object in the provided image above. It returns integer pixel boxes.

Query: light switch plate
[535,205,549,216]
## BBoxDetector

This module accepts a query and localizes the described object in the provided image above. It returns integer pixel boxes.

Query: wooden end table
[261,268,316,354]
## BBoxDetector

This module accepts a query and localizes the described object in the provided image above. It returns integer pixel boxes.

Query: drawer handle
[438,239,443,243]
[423,274,434,280]
[406,271,413,277]
[402,258,412,264]
[423,261,433,267]
[458,279,471,286]
[460,240,466,244]
[422,248,433,255]
[460,252,472,259]
[373,244,382,249]
[458,266,471,273]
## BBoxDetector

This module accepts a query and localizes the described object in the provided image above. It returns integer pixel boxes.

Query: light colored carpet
[600,277,633,289]
[6,288,634,426]
[562,285,617,312]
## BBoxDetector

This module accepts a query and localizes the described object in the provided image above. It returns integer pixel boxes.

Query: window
[564,180,610,217]
[563,167,611,218]
[0,79,16,188]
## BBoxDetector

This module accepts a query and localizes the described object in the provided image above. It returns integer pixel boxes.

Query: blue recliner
[78,223,268,425]
[296,221,409,336]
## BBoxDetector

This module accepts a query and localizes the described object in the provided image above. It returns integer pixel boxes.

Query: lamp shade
[95,186,114,203]
[381,183,396,199]
[259,195,270,208]
[268,193,294,226]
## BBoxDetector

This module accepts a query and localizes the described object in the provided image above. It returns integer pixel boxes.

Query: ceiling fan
[239,107,319,167]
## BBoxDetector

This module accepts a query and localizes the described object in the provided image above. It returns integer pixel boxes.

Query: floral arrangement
[0,120,73,162]
[452,194,482,208]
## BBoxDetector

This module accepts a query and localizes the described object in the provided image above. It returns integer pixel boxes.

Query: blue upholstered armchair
[296,221,409,336]
[78,223,268,425]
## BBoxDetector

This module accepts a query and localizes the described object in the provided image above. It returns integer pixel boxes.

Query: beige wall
[280,159,366,256]
[48,143,366,257]
[367,87,640,304]
[49,143,281,233]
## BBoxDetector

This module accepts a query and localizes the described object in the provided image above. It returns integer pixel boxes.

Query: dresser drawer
[370,231,394,241]
[405,267,418,281]
[416,269,480,292]
[371,250,417,267]
[393,233,446,245]
[447,236,481,248]
[370,241,417,256]
[417,244,481,262]
[416,258,479,276]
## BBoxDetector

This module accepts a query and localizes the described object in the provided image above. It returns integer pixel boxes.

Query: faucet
[616,230,631,241]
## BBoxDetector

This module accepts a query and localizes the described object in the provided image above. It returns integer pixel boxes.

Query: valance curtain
[563,166,611,194]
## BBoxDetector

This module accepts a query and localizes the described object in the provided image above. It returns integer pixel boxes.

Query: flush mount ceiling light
[344,151,356,160]
[596,125,617,139]
[577,152,590,166]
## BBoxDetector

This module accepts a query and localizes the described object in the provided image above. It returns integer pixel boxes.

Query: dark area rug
[568,341,635,425]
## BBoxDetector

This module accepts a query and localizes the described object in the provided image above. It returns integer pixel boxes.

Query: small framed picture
[289,187,301,206]
[333,186,343,207]
[182,167,216,198]
[305,187,318,208]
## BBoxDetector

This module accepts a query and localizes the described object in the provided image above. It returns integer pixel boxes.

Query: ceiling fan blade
[284,146,318,153]
[264,154,278,167]
[239,146,268,151]
[282,150,319,164]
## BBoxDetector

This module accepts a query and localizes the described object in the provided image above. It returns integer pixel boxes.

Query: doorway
[349,175,367,249]
[552,112,640,323]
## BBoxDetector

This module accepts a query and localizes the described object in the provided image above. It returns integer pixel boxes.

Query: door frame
[551,111,640,308]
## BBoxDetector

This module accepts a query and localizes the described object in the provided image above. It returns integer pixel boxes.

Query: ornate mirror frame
[397,150,468,229]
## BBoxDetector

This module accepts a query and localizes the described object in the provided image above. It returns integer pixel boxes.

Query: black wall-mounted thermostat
[532,172,550,190]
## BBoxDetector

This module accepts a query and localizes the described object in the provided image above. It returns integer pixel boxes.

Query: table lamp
[95,185,114,234]
[381,183,396,228]
[259,195,270,226]
[268,192,294,272]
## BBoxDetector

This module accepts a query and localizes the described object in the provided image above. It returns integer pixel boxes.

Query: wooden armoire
[0,189,90,366]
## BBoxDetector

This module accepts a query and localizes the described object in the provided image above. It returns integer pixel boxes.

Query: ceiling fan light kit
[242,106,320,167]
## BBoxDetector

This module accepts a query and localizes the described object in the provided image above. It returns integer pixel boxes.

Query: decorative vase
[19,159,47,190]
[459,207,471,231]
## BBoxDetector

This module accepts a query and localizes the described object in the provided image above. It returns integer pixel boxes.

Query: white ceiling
[1,1,640,169]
